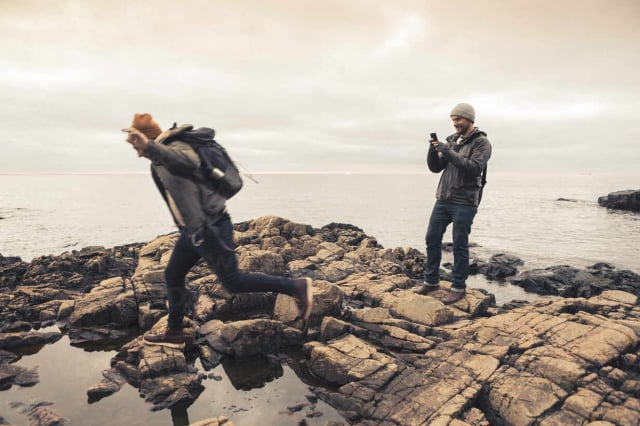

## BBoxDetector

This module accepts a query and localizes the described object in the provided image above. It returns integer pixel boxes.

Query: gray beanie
[450,103,475,122]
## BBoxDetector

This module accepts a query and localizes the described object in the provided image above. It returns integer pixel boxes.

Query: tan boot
[442,289,466,304]
[293,277,314,320]
[143,328,186,348]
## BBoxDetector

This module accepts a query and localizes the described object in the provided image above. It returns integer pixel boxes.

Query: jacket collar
[157,124,194,145]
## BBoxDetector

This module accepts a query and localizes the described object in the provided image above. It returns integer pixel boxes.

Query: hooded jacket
[427,128,492,207]
[145,125,227,235]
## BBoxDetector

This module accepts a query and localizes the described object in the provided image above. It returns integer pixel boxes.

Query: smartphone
[430,132,438,141]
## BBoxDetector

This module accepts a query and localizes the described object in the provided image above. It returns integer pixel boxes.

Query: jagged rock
[319,260,358,282]
[0,256,28,289]
[68,277,138,329]
[237,250,287,275]
[88,316,200,411]
[198,319,303,357]
[87,368,127,403]
[319,316,436,353]
[67,326,131,345]
[1,321,32,333]
[375,283,492,325]
[140,373,205,411]
[0,254,23,267]
[511,265,581,295]
[273,280,343,326]
[27,403,66,426]
[378,290,453,326]
[475,253,524,280]
[319,223,369,247]
[0,244,141,331]
[511,264,640,298]
[486,366,568,425]
[337,273,414,304]
[304,334,400,386]
[598,189,640,212]
[305,334,499,424]
[56,300,75,320]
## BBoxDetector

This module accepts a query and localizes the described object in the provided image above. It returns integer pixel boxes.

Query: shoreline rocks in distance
[598,189,640,212]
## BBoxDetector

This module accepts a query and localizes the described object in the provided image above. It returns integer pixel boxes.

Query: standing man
[123,113,313,348]
[419,103,492,304]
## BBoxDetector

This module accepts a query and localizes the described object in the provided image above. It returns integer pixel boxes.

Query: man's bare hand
[122,127,149,157]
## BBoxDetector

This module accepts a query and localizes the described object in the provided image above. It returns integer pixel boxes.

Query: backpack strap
[467,134,489,205]
[478,164,488,205]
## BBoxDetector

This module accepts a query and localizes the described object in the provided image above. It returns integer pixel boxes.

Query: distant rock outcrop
[598,189,640,212]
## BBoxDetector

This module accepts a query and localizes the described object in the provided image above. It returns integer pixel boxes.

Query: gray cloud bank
[1,0,639,174]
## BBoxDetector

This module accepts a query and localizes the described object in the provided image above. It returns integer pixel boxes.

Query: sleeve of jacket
[447,138,491,177]
[145,140,200,175]
[426,145,446,173]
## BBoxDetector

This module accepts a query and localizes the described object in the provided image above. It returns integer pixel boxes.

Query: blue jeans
[164,214,297,330]
[424,201,477,290]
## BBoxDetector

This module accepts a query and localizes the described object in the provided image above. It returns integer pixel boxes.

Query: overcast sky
[1,0,639,174]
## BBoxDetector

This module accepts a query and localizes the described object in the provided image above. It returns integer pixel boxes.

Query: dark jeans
[424,201,477,290]
[164,214,297,330]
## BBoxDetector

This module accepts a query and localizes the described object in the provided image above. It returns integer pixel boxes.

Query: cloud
[373,15,426,58]
[469,92,613,121]
[0,0,639,174]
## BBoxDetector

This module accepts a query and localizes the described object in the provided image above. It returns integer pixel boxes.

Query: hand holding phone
[430,132,444,158]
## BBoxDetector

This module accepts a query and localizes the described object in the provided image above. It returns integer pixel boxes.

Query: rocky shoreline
[1,216,640,425]
[598,190,640,212]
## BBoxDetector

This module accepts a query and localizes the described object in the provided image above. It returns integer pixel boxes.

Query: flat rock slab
[0,331,62,350]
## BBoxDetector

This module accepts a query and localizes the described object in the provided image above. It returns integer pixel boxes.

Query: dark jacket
[427,128,492,206]
[146,125,227,235]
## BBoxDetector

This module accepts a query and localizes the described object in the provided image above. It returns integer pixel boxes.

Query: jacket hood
[447,128,487,143]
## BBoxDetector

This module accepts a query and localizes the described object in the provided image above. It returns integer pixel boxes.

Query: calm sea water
[1,172,639,425]
[1,173,639,271]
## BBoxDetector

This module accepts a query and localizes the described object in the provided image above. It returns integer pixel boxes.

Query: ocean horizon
[2,172,639,274]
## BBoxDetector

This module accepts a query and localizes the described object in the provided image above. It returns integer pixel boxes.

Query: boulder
[598,189,640,212]
[475,253,524,280]
[69,277,138,329]
[198,319,303,358]
[511,263,640,299]
[273,280,343,326]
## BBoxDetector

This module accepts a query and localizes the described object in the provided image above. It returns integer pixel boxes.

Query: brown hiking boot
[143,328,186,349]
[413,282,440,295]
[293,277,314,320]
[442,289,466,305]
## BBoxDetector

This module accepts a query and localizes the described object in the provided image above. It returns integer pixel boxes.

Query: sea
[1,172,639,272]
[1,172,639,425]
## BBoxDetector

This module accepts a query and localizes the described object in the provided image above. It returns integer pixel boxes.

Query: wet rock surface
[1,215,639,425]
[511,262,640,299]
